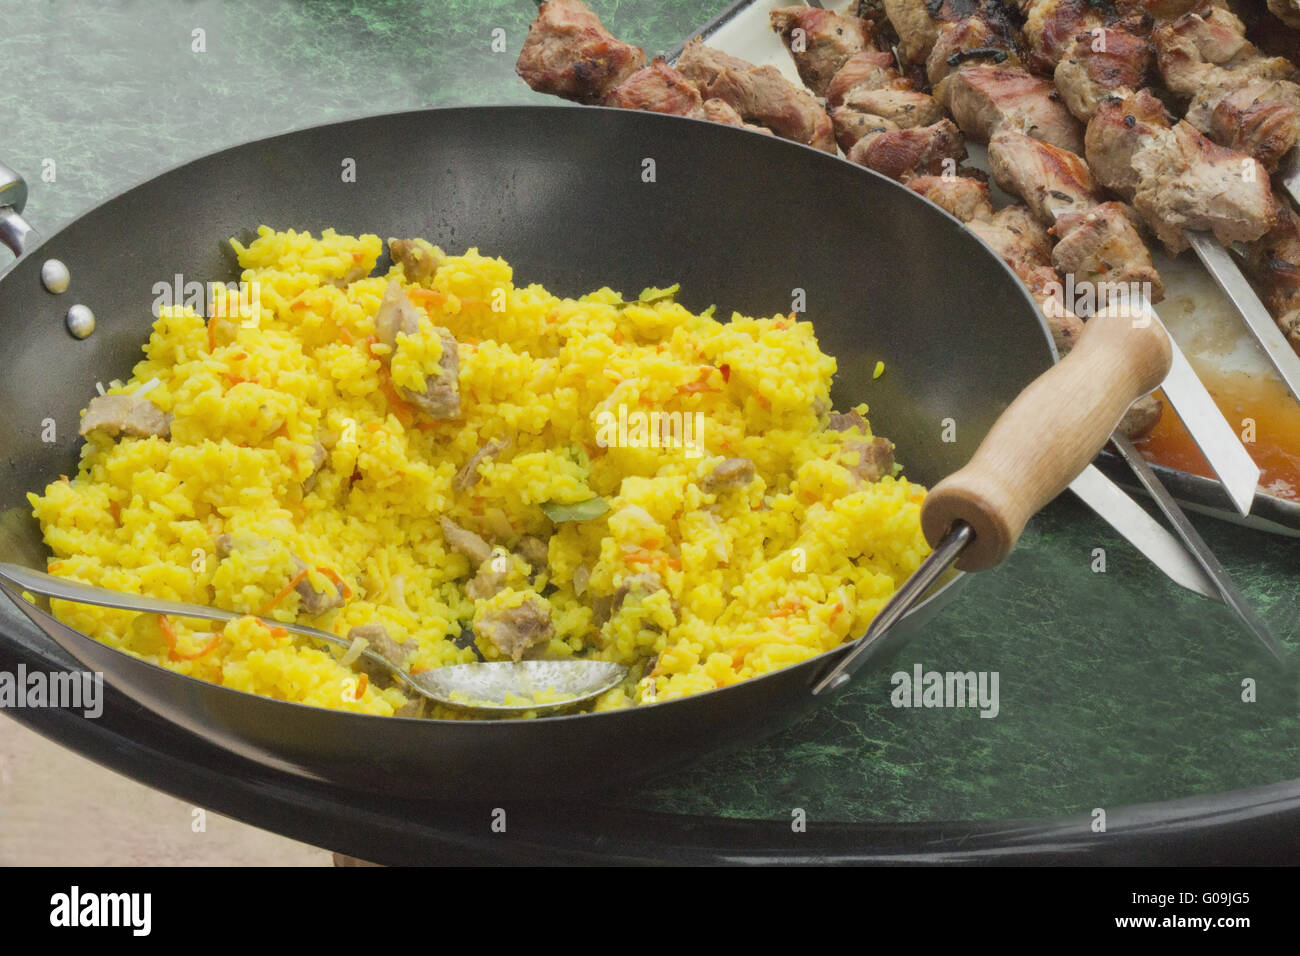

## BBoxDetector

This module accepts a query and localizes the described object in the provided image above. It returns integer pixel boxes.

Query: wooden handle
[921,303,1171,572]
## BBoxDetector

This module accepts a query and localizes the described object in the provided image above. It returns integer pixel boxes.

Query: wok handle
[0,161,37,257]
[921,303,1171,572]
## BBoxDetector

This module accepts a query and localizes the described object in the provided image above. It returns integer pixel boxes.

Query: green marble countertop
[2,0,1296,823]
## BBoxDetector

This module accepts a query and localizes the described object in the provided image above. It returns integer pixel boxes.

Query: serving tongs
[0,562,627,715]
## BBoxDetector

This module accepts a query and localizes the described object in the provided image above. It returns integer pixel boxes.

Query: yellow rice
[27,226,931,717]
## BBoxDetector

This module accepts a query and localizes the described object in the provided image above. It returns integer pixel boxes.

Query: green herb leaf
[541,498,609,523]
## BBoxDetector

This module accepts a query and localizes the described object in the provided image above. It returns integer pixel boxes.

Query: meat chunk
[828,409,870,432]
[847,119,967,181]
[1269,0,1300,29]
[611,571,669,616]
[967,206,1084,352]
[467,550,509,601]
[1151,3,1256,94]
[1053,26,1155,122]
[477,594,554,662]
[515,535,550,575]
[1117,393,1164,440]
[79,393,172,440]
[988,127,1102,224]
[440,517,493,567]
[387,238,443,283]
[691,97,775,134]
[303,441,327,493]
[453,437,509,492]
[938,64,1084,154]
[516,0,646,104]
[374,281,461,419]
[926,16,1021,87]
[348,623,412,669]
[883,0,940,63]
[826,51,912,109]
[842,436,895,482]
[1188,73,1300,170]
[1053,202,1165,304]
[603,58,702,114]
[835,87,947,132]
[699,457,756,493]
[1084,89,1171,198]
[1130,121,1273,252]
[1242,204,1300,354]
[1023,0,1107,68]
[292,558,345,616]
[833,112,900,154]
[676,39,836,152]
[769,5,874,95]
[906,174,996,222]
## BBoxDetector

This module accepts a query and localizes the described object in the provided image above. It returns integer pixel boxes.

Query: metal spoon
[0,562,627,714]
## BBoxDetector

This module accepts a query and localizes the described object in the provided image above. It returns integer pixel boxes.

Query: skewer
[1187,231,1300,400]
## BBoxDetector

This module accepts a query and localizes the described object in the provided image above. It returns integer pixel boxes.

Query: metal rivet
[66,304,95,339]
[41,258,70,294]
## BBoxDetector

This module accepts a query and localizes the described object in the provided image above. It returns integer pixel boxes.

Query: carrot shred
[316,566,353,600]
[108,501,121,525]
[336,326,354,346]
[159,614,221,661]
[207,316,224,352]
[752,389,771,411]
[354,673,368,699]
[406,288,443,306]
[260,567,310,616]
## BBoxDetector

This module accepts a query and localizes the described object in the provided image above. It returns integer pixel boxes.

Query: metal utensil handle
[0,162,38,257]
[0,561,439,697]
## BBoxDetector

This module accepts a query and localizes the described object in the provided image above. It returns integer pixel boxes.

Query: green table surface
[2,0,1296,824]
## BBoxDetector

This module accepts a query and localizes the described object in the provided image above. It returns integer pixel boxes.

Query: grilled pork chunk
[926,11,1024,86]
[1053,24,1155,121]
[676,39,836,151]
[847,119,967,180]
[603,57,701,113]
[516,0,646,103]
[1242,204,1300,354]
[1130,122,1274,252]
[826,50,911,109]
[905,174,996,221]
[1269,0,1300,29]
[1022,0,1108,68]
[1083,89,1171,197]
[938,64,1084,153]
[1052,202,1166,302]
[988,126,1101,223]
[769,5,874,95]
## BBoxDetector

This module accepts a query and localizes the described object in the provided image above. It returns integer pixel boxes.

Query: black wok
[0,105,1054,799]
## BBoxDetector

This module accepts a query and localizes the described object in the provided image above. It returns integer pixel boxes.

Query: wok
[0,105,1078,799]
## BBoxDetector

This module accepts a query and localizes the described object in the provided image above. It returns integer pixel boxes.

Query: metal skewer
[1110,435,1289,666]
[1187,231,1300,402]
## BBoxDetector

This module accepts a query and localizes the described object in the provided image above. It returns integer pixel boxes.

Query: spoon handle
[0,561,355,651]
